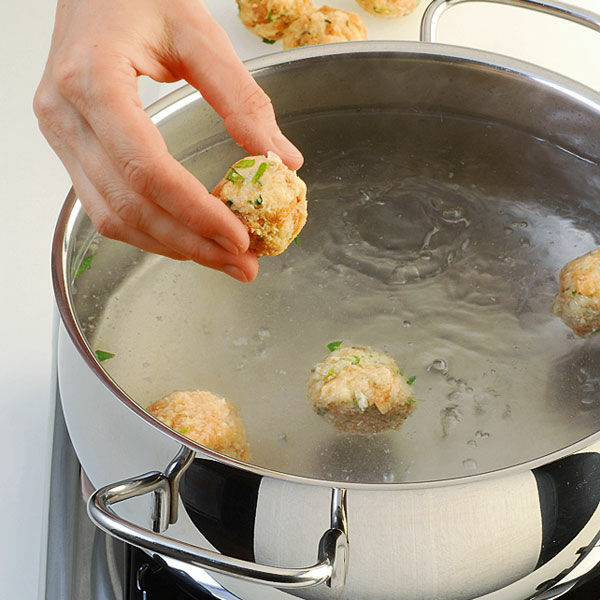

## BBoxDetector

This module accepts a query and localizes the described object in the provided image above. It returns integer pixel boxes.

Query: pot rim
[52,41,600,490]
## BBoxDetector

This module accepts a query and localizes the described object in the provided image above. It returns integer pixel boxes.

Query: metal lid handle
[420,0,600,43]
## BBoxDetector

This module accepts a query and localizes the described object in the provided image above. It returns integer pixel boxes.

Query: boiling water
[76,110,600,484]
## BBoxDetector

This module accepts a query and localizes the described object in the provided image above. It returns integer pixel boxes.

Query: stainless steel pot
[53,1,600,599]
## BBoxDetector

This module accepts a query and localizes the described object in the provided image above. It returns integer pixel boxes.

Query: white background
[1,0,599,597]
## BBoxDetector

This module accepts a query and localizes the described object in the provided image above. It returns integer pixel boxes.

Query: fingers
[34,84,259,281]
[53,50,252,256]
[34,0,299,285]
[172,12,304,170]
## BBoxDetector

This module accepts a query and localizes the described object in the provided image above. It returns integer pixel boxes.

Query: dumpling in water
[552,248,600,337]
[282,6,367,49]
[149,390,250,461]
[308,343,416,434]
[212,152,307,257]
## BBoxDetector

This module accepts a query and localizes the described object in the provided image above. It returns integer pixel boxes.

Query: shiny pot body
[54,36,600,600]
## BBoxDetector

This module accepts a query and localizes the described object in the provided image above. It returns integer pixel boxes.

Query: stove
[43,385,600,600]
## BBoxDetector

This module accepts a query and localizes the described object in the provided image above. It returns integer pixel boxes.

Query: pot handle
[420,0,600,43]
[87,449,349,590]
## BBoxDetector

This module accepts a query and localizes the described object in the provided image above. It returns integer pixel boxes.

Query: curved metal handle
[88,469,349,590]
[421,0,600,42]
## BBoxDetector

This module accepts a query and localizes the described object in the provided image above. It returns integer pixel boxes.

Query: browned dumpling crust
[282,5,367,49]
[237,0,315,40]
[552,248,600,337]
[212,152,307,257]
[355,0,417,18]
[308,344,416,434]
[149,390,250,461]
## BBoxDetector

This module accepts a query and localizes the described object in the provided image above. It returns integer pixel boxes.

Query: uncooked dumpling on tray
[552,248,600,337]
[282,6,367,49]
[355,0,417,18]
[212,152,307,257]
[149,390,250,461]
[308,342,416,434]
[236,0,314,41]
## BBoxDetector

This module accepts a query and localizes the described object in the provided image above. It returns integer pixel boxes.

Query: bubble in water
[441,404,462,437]
[257,327,271,341]
[475,430,490,440]
[462,458,478,472]
[504,226,514,236]
[403,320,411,328]
[427,359,448,375]
[455,379,468,392]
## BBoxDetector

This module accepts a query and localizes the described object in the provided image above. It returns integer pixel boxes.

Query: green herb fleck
[254,195,264,208]
[262,38,276,44]
[406,375,416,385]
[225,200,233,207]
[233,209,242,215]
[352,355,360,365]
[179,426,189,434]
[591,329,600,336]
[95,350,115,362]
[406,397,416,404]
[572,290,578,296]
[75,254,95,278]
[315,407,328,416]
[235,158,256,169]
[324,18,332,23]
[252,162,269,184]
[225,167,244,184]
[326,368,336,379]
[327,341,342,352]
[267,9,273,21]
[294,237,300,246]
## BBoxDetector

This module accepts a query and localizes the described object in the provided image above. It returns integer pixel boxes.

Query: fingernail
[213,235,240,255]
[222,265,248,283]
[274,132,303,168]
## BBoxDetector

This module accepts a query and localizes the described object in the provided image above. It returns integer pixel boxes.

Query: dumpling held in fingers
[212,152,307,257]
[308,343,416,434]
[552,248,600,337]
[237,0,315,41]
[282,6,367,49]
[355,0,417,18]
[149,390,250,461]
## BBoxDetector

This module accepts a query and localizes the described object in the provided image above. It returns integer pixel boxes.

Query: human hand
[34,0,303,282]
